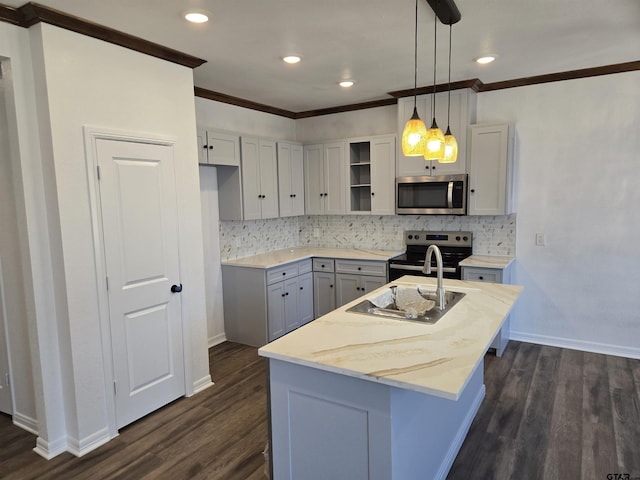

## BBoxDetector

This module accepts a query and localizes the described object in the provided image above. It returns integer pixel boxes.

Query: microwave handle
[447,181,454,209]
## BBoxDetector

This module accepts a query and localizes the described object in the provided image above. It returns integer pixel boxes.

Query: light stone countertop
[259,275,523,401]
[459,255,514,269]
[222,246,403,269]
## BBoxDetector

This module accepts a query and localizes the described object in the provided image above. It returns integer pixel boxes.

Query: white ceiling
[6,0,640,113]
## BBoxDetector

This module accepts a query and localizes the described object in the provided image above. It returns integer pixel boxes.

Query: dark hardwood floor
[1,341,638,479]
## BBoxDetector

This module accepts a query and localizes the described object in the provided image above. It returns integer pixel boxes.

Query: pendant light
[424,5,445,162]
[441,23,458,163]
[401,0,427,156]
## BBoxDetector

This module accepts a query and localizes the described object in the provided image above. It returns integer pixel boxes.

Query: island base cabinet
[268,359,485,480]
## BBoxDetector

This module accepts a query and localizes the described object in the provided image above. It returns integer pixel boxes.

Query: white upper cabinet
[241,137,279,220]
[396,89,476,177]
[304,142,346,215]
[467,123,516,216]
[277,142,305,217]
[347,135,396,215]
[198,129,241,166]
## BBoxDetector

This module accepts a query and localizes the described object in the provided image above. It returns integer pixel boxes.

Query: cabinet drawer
[267,264,299,285]
[313,258,335,272]
[335,259,386,277]
[298,259,313,275]
[462,267,503,283]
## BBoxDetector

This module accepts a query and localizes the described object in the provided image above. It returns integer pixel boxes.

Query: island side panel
[269,359,393,480]
[390,361,485,480]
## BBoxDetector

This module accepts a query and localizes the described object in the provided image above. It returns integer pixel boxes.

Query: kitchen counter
[459,254,514,269]
[259,275,522,400]
[222,246,403,269]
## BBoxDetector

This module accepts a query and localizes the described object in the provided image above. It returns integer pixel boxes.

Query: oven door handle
[390,264,457,274]
[447,181,454,209]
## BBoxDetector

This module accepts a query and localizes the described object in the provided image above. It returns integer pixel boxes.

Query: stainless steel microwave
[396,174,467,215]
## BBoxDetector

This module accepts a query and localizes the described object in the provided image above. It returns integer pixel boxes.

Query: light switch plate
[535,233,545,246]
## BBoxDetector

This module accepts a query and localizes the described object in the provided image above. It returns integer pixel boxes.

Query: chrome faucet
[423,244,446,310]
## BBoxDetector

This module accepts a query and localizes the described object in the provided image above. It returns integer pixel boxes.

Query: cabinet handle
[281,293,285,297]
[321,264,325,268]
[371,192,375,196]
[470,189,475,193]
[357,267,361,271]
[282,272,286,276]
[203,145,208,149]
[330,284,333,288]
[208,145,213,150]
[479,276,484,280]
[285,292,289,296]
[300,286,303,290]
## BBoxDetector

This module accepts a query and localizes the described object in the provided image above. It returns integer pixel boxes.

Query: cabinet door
[468,123,510,216]
[313,271,336,318]
[208,131,241,166]
[336,273,361,307]
[370,135,396,215]
[283,277,300,333]
[361,275,386,294]
[304,144,325,215]
[197,128,208,164]
[259,139,279,219]
[240,136,262,220]
[277,142,294,217]
[324,142,346,215]
[267,281,286,341]
[297,272,314,326]
[290,144,305,216]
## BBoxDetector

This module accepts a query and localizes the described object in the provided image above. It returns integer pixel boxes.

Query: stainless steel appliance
[396,174,467,215]
[388,231,472,281]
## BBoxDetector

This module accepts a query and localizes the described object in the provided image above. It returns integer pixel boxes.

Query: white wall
[295,104,396,143]
[24,23,211,456]
[477,72,640,358]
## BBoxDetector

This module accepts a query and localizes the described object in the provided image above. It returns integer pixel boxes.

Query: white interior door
[96,138,185,429]
[0,259,13,415]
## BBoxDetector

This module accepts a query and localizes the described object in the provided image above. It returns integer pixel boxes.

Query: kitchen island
[258,275,522,480]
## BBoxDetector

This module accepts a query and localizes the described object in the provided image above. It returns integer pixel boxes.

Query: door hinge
[97,165,101,180]
[113,380,117,395]
[106,276,109,291]
[5,373,9,387]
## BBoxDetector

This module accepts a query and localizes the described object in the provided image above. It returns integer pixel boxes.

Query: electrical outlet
[313,228,320,238]
[535,233,545,246]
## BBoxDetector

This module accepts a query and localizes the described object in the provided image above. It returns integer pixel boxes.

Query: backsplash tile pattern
[220,214,516,261]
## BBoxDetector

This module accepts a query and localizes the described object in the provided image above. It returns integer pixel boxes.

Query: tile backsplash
[219,214,516,261]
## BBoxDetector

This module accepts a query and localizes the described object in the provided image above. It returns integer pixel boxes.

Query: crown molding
[1,2,206,69]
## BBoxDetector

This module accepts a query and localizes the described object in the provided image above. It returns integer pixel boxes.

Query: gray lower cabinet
[462,264,510,356]
[312,258,336,319]
[223,259,313,347]
[335,259,387,307]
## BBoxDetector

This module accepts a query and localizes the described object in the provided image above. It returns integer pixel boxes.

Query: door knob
[171,284,183,293]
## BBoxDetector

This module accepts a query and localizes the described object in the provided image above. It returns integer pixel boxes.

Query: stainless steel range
[388,231,472,281]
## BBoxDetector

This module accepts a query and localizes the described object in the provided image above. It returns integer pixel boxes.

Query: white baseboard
[509,331,640,360]
[435,384,486,480]
[33,435,67,460]
[67,427,111,457]
[191,375,214,396]
[208,332,227,348]
[13,411,38,435]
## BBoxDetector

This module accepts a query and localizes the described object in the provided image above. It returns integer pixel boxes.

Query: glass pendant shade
[402,107,428,156]
[424,118,445,161]
[441,126,458,163]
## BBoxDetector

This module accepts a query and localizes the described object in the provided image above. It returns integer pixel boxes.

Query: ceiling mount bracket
[425,0,461,25]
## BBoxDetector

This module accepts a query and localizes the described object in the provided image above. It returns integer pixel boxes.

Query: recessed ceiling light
[339,81,355,88]
[475,55,497,65]
[283,56,301,64]
[184,10,209,23]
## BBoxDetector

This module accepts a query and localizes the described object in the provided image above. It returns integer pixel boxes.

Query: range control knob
[408,235,413,240]
[415,234,420,240]
[463,236,468,241]
[456,236,461,241]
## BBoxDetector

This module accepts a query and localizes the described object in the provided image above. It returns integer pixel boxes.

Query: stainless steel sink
[346,285,465,324]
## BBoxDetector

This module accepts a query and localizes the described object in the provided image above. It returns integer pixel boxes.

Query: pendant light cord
[447,23,452,126]
[413,0,418,109]
[431,1,438,120]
